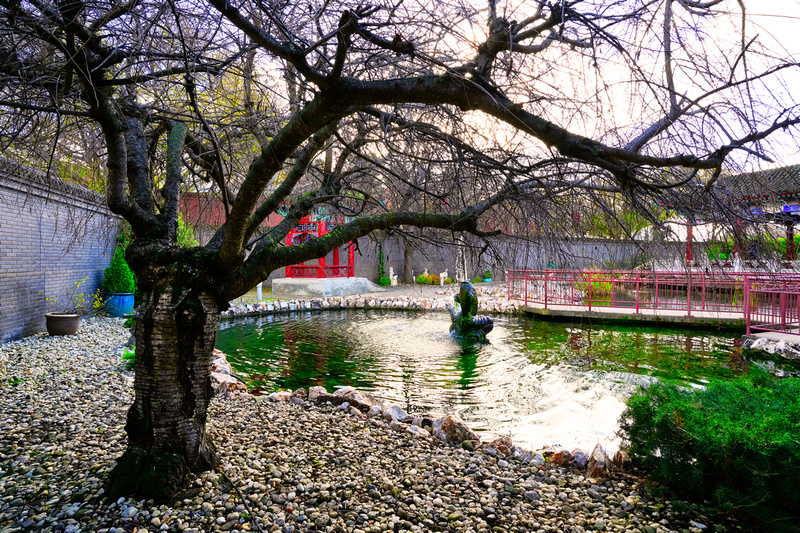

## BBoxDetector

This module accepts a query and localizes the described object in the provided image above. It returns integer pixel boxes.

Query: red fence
[507,270,800,335]
[285,264,354,278]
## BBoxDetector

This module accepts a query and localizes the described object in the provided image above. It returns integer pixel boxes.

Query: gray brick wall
[0,159,118,342]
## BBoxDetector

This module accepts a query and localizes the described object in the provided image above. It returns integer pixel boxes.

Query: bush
[378,276,391,287]
[177,215,199,248]
[619,368,800,515]
[103,247,136,293]
[416,274,433,284]
[122,347,136,369]
[574,269,613,299]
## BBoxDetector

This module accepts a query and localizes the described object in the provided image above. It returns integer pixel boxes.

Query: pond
[216,310,796,452]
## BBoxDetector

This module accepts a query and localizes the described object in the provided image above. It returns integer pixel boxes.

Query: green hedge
[619,369,800,517]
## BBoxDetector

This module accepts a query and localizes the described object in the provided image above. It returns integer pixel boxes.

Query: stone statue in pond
[447,281,494,341]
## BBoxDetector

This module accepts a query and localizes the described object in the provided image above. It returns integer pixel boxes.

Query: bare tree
[1,0,798,499]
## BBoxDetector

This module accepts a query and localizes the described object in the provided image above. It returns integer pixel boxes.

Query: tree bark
[403,237,414,284]
[108,287,219,501]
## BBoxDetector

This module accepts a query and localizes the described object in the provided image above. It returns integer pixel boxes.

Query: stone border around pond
[209,347,621,481]
[741,335,800,362]
[214,286,626,480]
[221,288,519,319]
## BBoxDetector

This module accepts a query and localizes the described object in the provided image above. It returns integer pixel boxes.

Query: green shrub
[470,276,482,284]
[416,274,433,284]
[619,369,800,515]
[574,269,613,299]
[483,270,492,279]
[122,347,136,369]
[177,215,199,248]
[378,276,391,287]
[103,247,136,293]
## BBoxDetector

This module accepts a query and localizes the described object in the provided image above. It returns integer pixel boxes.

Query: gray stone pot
[45,313,80,336]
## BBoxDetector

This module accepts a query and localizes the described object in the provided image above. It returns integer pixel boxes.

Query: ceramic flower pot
[104,292,135,317]
[45,313,80,336]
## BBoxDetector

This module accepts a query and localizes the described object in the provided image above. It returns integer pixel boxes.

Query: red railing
[285,264,355,278]
[507,270,800,335]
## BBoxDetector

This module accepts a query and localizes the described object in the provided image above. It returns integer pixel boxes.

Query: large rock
[333,387,384,412]
[308,386,327,402]
[211,372,248,398]
[431,414,480,445]
[586,443,609,478]
[383,404,409,422]
[211,350,233,374]
[267,390,292,402]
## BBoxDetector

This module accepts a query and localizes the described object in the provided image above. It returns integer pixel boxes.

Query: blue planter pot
[105,292,135,317]
[482,278,492,283]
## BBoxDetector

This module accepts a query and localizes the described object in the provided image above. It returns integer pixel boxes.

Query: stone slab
[271,277,386,297]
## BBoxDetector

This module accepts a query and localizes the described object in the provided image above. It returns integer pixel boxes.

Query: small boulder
[308,386,327,402]
[586,444,609,478]
[610,450,630,471]
[432,414,480,445]
[211,372,248,398]
[383,404,409,423]
[334,388,383,412]
[266,390,292,402]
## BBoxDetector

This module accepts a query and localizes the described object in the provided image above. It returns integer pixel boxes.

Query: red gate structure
[284,216,355,278]
[507,269,800,335]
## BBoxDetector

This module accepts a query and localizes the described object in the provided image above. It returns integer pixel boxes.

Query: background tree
[1,0,798,499]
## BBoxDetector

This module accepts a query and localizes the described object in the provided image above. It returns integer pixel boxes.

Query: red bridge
[507,269,800,335]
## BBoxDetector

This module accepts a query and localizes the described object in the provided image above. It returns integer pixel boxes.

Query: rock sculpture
[389,266,398,286]
[447,281,494,341]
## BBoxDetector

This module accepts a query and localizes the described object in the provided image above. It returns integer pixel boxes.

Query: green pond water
[216,310,798,451]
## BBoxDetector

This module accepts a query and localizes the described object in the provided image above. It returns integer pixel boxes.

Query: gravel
[0,317,737,533]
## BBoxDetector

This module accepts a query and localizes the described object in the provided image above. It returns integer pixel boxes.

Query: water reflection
[217,310,794,451]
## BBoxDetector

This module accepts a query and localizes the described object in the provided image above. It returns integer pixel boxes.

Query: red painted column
[348,245,355,277]
[686,222,693,262]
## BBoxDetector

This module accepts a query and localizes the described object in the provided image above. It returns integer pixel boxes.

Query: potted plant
[45,277,103,336]
[102,246,136,317]
[482,269,492,283]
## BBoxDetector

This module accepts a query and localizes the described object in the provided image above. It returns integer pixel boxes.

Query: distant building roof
[716,164,800,203]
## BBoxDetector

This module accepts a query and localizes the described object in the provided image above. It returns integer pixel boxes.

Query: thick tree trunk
[108,287,220,501]
[403,238,414,284]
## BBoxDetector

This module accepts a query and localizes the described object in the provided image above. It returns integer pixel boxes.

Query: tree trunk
[403,237,414,284]
[108,287,220,501]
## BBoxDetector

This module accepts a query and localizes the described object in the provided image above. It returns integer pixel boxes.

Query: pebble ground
[0,318,739,533]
